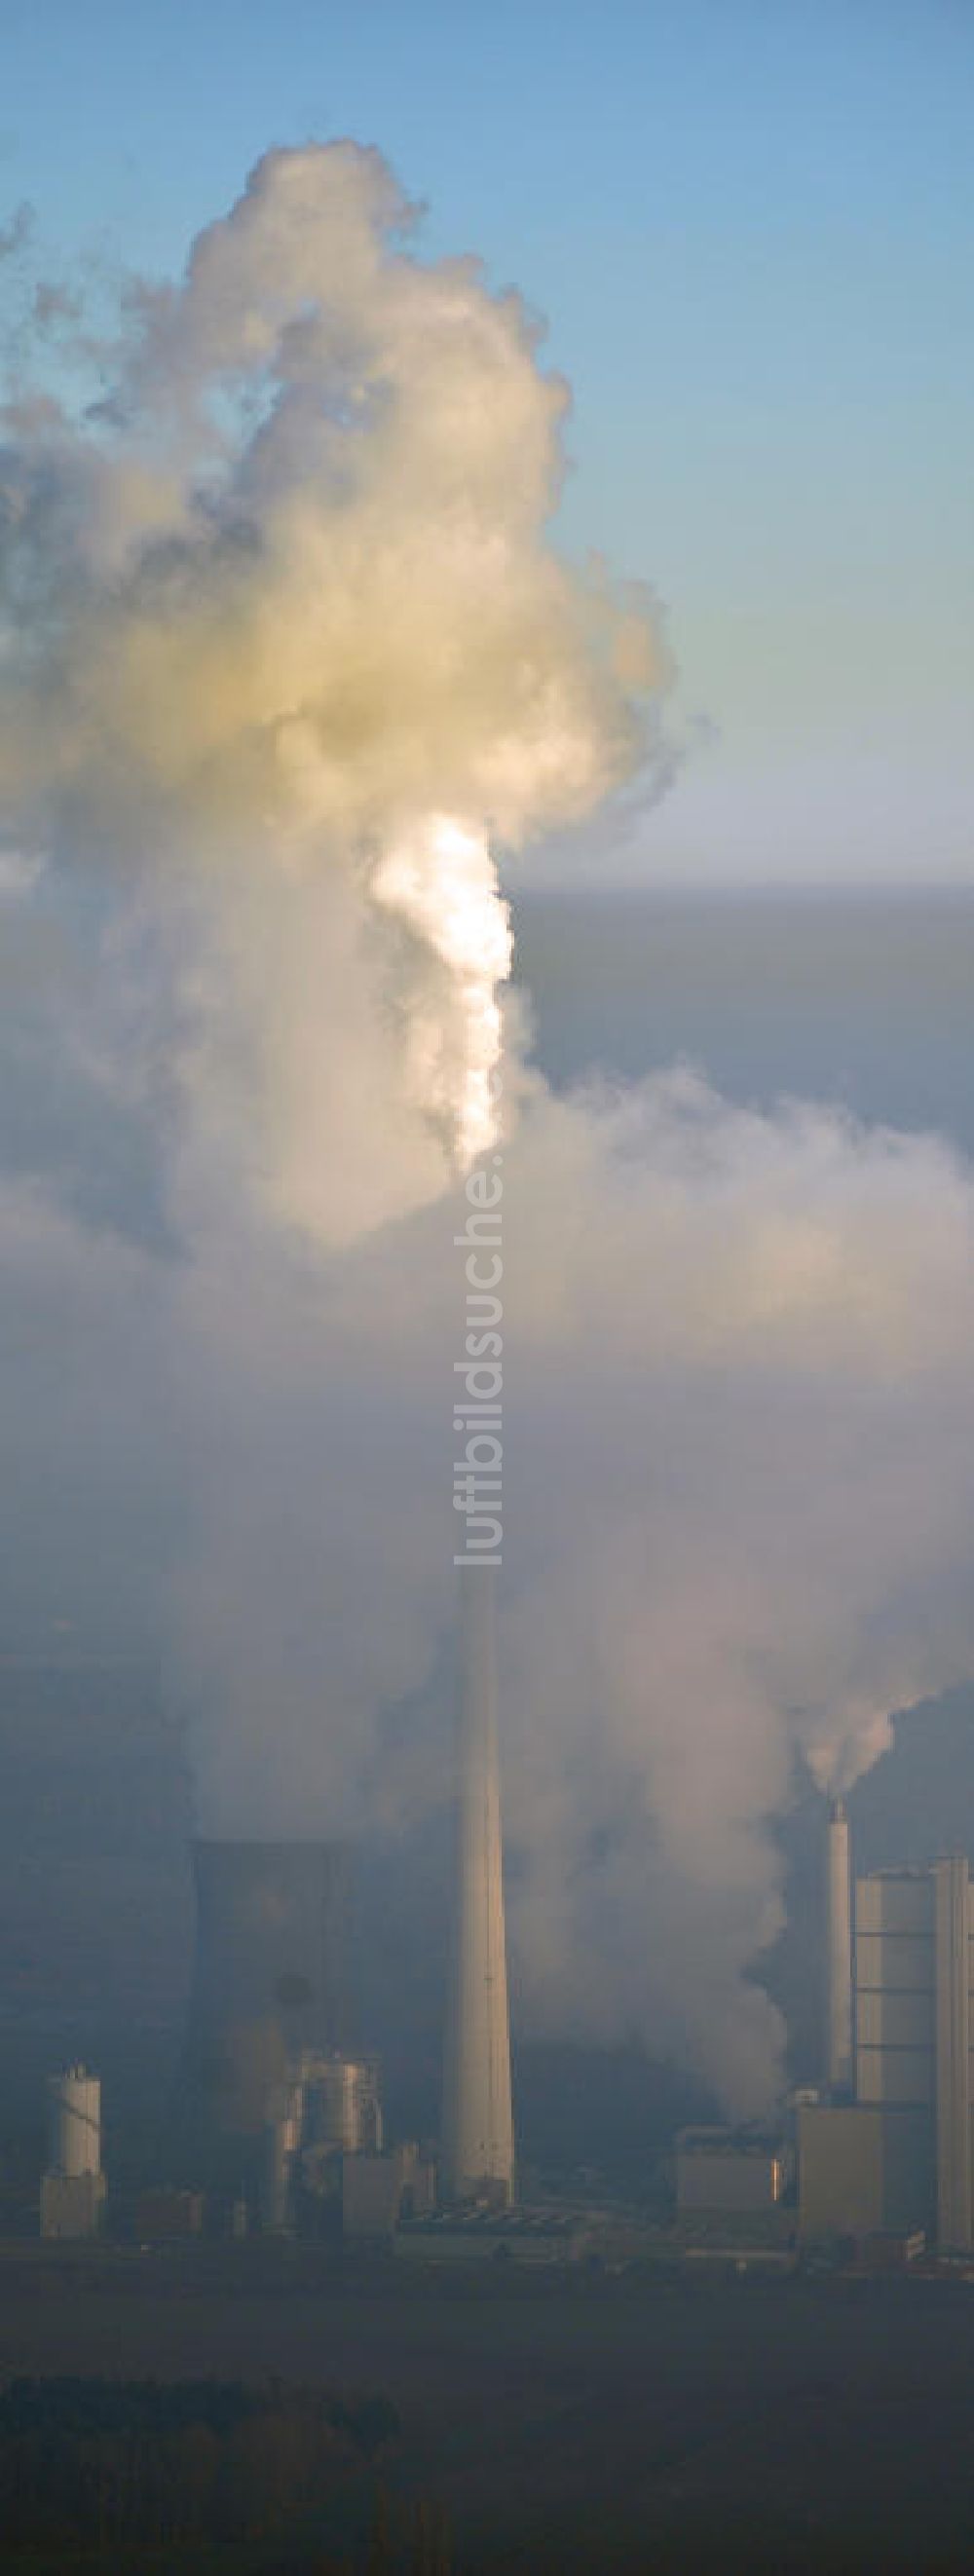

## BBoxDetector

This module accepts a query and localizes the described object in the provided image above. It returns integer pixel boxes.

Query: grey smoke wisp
[2,148,973,2115]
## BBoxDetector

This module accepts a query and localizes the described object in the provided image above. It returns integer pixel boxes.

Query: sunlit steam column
[441,1566,514,2204]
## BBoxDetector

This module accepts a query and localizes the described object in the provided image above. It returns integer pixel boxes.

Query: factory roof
[676,2126,783,2159]
[400,2207,578,2240]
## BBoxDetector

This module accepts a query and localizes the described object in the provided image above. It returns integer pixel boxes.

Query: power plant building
[263,2051,383,2231]
[798,2101,932,2240]
[934,1856,972,2249]
[801,1853,974,2248]
[676,2128,786,2214]
[343,2142,436,2240]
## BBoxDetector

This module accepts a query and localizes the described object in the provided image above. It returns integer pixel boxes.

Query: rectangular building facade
[934,1856,973,2248]
[40,2169,106,2240]
[676,2132,784,2214]
[853,1859,973,2249]
[798,2103,933,2239]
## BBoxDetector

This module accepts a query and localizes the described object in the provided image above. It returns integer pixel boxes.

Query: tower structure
[934,1854,972,2249]
[179,1840,347,2168]
[803,1853,974,2248]
[826,1796,853,2095]
[856,1854,974,2247]
[440,1567,514,2204]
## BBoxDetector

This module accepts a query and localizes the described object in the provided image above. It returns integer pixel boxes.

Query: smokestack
[826,1796,853,2096]
[441,1567,514,2204]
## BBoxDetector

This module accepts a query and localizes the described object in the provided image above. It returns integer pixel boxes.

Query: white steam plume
[1,147,972,2115]
[0,142,661,1202]
[370,816,511,1168]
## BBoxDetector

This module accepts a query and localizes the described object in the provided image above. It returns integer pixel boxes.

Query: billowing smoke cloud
[0,142,661,1212]
[151,1065,972,2113]
[2,148,973,2115]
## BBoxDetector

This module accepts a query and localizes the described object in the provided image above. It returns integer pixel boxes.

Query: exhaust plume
[0,141,661,1200]
[1,149,973,2116]
[370,815,511,1169]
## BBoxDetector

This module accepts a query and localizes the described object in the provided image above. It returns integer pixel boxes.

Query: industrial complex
[19,1584,974,2276]
[34,1563,515,2250]
[798,1843,974,2253]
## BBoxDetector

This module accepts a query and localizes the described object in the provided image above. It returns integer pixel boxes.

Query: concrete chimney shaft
[440,1566,514,2203]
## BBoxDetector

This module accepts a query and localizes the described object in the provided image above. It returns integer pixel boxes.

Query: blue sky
[3,0,972,883]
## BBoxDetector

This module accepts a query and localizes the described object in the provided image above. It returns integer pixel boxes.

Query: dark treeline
[0,2372,414,2568]
[7,2366,973,2574]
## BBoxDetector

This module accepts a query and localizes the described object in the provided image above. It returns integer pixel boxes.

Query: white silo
[307,2054,383,2155]
[41,2065,106,2239]
[48,2066,101,2176]
[441,1565,514,2205]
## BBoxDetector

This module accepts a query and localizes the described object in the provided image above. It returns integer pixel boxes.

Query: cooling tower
[441,1567,514,2204]
[181,1839,348,2144]
[826,1796,853,2095]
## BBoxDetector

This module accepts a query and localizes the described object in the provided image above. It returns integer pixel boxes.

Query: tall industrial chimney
[826,1796,853,2096]
[441,1567,514,2204]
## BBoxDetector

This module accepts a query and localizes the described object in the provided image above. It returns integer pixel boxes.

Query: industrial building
[22,1578,514,2230]
[800,1849,974,2249]
[798,2102,933,2241]
[134,2189,205,2241]
[342,2141,436,2240]
[676,2126,788,2215]
[264,2049,383,2231]
[393,2207,585,2265]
